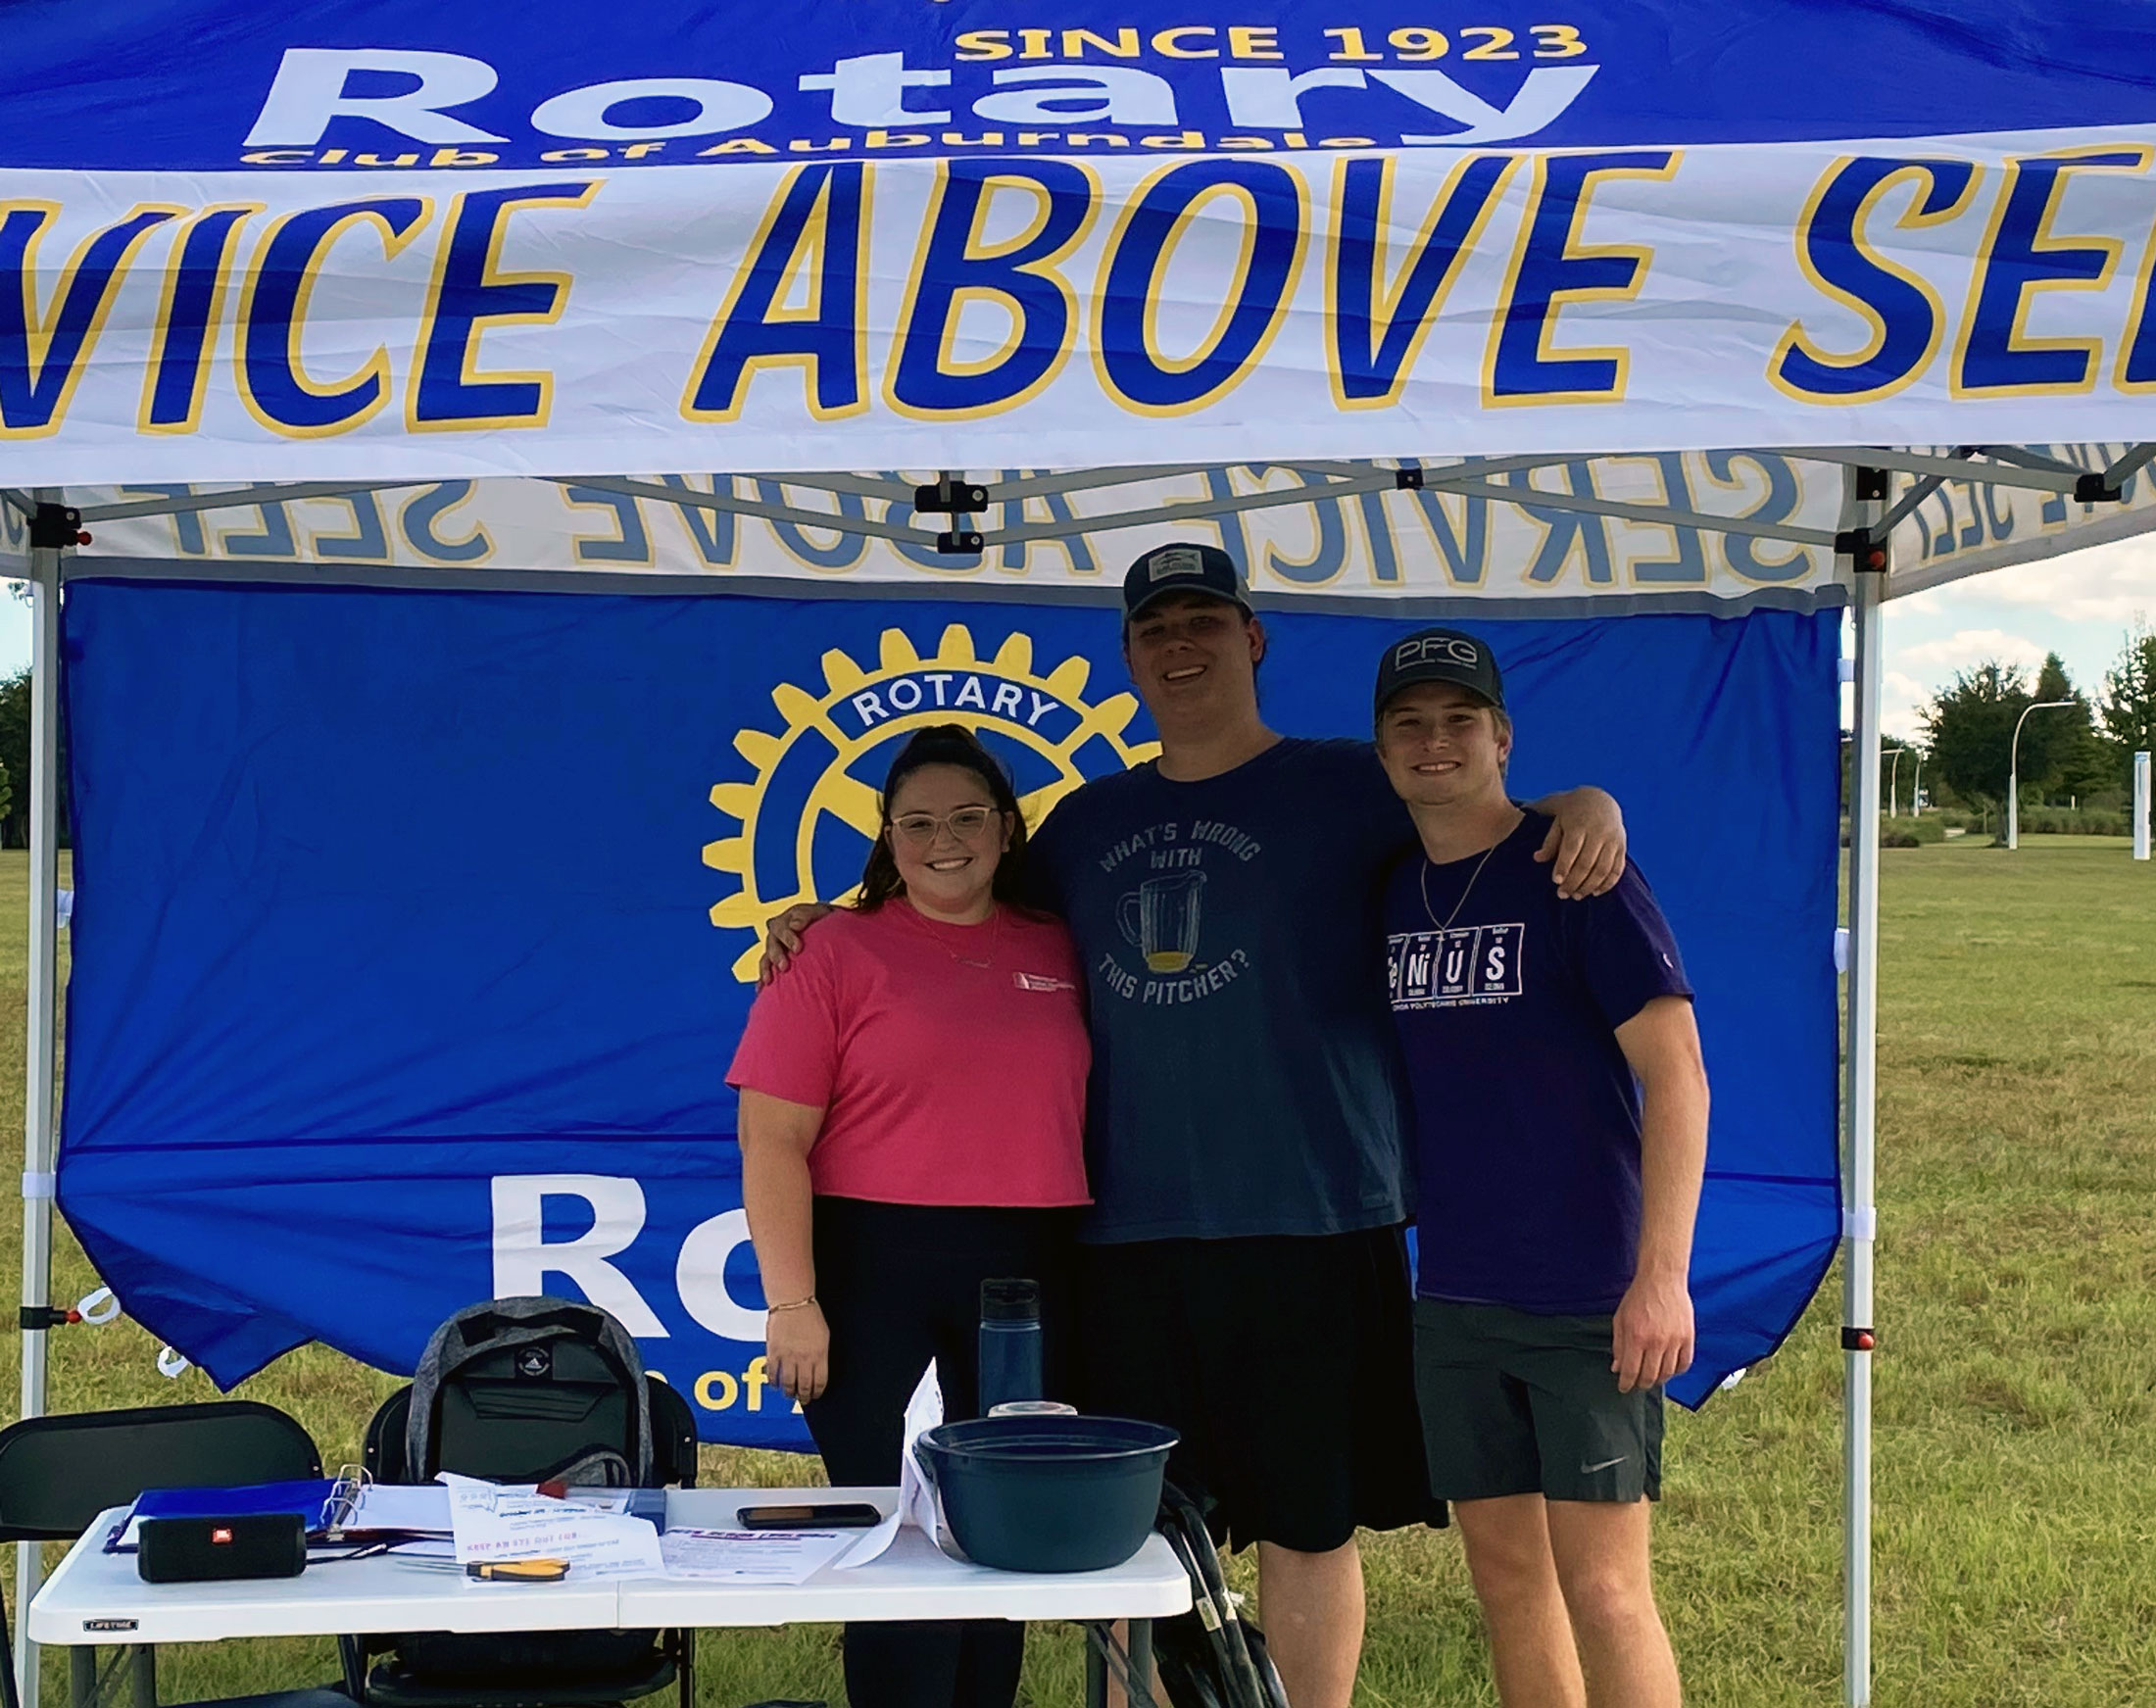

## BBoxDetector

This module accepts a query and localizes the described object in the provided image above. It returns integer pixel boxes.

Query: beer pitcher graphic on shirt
[1118,871,1206,973]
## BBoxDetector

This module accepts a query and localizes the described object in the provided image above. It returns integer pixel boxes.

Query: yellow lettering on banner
[0,201,182,439]
[1768,157,1981,406]
[1326,153,1518,412]
[431,148,499,167]
[235,197,433,440]
[240,151,313,165]
[886,161,1099,419]
[681,163,870,423]
[408,180,601,433]
[138,204,264,436]
[1152,27,1219,57]
[956,30,1012,60]
[1062,27,1141,58]
[698,138,778,155]
[695,1370,739,1410]
[1483,150,1681,408]
[1092,161,1309,417]
[1228,26,1283,59]
[542,148,611,163]
[1950,146,2153,398]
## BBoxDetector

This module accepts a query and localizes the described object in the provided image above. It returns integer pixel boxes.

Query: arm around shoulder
[1527,786,1626,899]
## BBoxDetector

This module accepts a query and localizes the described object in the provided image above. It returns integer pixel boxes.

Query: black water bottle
[978,1278,1043,1414]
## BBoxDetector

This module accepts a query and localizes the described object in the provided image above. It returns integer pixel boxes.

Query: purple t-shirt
[1386,811,1692,1315]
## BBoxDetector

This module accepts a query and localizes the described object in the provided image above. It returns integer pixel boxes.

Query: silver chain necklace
[1418,842,1501,936]
[907,900,1002,968]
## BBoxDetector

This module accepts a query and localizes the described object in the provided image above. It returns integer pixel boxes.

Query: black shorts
[1413,1298,1663,1504]
[1077,1224,1441,1554]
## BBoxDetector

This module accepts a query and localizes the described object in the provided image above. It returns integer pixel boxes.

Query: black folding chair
[338,1377,697,1708]
[0,1400,353,1708]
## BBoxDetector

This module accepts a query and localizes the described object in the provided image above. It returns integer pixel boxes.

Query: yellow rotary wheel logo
[705,623,1156,981]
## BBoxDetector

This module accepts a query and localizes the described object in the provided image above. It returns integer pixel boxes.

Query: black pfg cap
[1121,543,1250,618]
[1373,626,1505,718]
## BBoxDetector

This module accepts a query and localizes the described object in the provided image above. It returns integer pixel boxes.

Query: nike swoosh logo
[1580,1456,1628,1474]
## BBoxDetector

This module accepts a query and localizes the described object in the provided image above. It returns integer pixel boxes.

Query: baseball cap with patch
[1373,626,1505,718]
[1121,543,1250,618]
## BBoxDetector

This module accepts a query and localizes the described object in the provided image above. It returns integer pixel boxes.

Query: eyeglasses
[891,806,1000,845]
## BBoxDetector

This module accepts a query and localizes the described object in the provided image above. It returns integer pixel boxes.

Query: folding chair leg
[70,1647,95,1708]
[1083,1623,1157,1708]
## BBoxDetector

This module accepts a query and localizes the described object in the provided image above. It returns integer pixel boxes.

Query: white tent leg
[1840,470,1886,1708]
[15,490,65,1708]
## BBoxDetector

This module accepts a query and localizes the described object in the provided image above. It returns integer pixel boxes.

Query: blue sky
[8,536,2151,747]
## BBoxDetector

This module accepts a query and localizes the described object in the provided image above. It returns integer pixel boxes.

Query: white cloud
[1958,534,2156,623]
[1881,670,1931,738]
[1894,627,2049,671]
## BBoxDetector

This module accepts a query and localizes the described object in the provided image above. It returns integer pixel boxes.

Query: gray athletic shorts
[1413,1297,1663,1504]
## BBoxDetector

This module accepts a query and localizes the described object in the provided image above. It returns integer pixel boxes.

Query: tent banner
[8,7,2156,486]
[9,131,2156,485]
[58,575,1840,1439]
[74,460,1841,606]
[1887,441,2156,592]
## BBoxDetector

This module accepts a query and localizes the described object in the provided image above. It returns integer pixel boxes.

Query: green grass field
[3,837,2152,1705]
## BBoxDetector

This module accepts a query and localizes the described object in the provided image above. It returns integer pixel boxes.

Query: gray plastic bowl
[915,1415,1178,1573]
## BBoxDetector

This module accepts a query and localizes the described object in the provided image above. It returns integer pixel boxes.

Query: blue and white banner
[6,3,2156,483]
[73,459,1842,607]
[57,577,1839,1438]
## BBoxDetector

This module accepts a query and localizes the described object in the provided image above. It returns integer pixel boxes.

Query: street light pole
[2007,701,2074,850]
[1912,750,1924,817]
[1886,747,1903,818]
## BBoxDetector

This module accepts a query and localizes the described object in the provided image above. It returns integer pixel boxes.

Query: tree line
[1910,624,2156,815]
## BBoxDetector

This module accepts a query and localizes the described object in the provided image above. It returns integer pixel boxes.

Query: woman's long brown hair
[853,724,1033,912]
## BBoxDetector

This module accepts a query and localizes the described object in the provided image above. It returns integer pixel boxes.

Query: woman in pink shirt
[727,724,1090,1708]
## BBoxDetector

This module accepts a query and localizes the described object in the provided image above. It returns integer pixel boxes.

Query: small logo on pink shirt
[1013,971,1076,993]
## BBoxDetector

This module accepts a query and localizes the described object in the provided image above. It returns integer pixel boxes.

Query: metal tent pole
[1839,469,1886,1708]
[14,490,67,1708]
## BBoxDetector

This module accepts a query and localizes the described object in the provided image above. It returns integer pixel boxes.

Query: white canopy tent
[7,443,2152,1708]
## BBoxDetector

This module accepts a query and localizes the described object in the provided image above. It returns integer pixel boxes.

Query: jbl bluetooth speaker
[137,1513,307,1583]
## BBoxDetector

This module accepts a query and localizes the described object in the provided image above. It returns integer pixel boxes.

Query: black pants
[804,1196,1077,1708]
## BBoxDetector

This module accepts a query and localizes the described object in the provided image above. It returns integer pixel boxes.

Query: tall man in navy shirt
[765,548,1627,1708]
[1373,627,1707,1708]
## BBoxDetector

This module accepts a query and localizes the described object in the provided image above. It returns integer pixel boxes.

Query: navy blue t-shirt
[1029,738,1414,1244]
[1386,810,1692,1314]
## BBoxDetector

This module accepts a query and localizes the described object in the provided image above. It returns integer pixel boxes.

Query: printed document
[439,1473,662,1581]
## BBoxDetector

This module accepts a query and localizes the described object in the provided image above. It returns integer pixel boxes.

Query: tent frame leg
[15,490,65,1708]
[1839,469,1886,1708]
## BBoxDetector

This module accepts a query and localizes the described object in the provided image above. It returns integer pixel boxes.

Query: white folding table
[29,1488,1190,1707]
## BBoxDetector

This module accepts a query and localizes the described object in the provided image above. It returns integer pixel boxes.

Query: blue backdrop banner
[58,579,1839,1440]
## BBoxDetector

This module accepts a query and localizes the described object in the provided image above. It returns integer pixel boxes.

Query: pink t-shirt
[726,902,1092,1207]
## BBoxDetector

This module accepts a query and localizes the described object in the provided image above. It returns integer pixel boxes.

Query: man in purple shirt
[1373,626,1708,1708]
